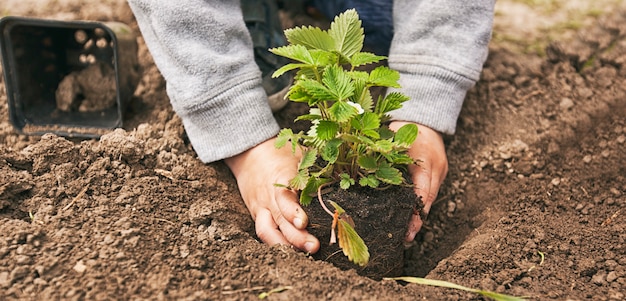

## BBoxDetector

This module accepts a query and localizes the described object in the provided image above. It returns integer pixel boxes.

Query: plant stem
[317,184,334,217]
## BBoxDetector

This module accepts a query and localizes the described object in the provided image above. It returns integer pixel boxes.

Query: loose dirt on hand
[0,0,625,300]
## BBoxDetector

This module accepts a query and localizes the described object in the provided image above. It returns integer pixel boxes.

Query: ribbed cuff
[387,60,477,135]
[171,75,280,163]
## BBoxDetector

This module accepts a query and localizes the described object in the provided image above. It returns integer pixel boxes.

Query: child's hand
[389,121,449,243]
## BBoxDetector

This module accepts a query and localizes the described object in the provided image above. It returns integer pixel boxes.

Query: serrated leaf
[321,138,342,164]
[270,44,314,64]
[294,113,322,122]
[347,71,369,82]
[289,170,310,191]
[357,156,378,170]
[386,153,415,165]
[298,78,335,101]
[350,52,386,67]
[272,63,308,78]
[285,25,335,50]
[350,79,374,113]
[376,165,403,185]
[359,175,380,188]
[286,85,310,103]
[376,92,410,114]
[309,49,337,65]
[372,139,393,153]
[275,128,293,149]
[351,112,380,131]
[316,120,339,140]
[337,217,369,266]
[339,173,355,190]
[323,65,354,101]
[299,149,318,171]
[394,123,418,146]
[368,66,401,88]
[300,177,332,206]
[328,9,364,59]
[329,100,359,123]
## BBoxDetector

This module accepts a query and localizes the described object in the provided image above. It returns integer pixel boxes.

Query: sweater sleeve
[387,0,495,135]
[127,0,280,163]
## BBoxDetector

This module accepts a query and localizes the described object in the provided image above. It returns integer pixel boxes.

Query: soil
[304,184,420,280]
[1,1,625,300]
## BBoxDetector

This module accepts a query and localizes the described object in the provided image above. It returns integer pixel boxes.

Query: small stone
[559,97,574,110]
[592,271,607,285]
[583,155,592,163]
[606,271,618,283]
[0,271,10,288]
[575,203,585,211]
[73,260,87,273]
[601,150,610,158]
[609,188,622,197]
[447,201,457,213]
[617,135,625,144]
[551,178,561,186]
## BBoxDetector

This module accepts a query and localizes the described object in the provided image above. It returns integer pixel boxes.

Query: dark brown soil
[1,1,625,300]
[304,184,419,280]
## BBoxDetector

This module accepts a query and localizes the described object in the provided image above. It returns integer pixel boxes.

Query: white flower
[346,101,364,114]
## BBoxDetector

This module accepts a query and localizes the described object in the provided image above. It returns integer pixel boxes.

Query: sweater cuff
[387,62,477,135]
[171,76,280,163]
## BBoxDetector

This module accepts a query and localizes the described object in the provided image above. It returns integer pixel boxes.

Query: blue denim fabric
[308,0,393,55]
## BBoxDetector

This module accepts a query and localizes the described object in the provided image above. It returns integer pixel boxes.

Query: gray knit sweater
[127,0,494,163]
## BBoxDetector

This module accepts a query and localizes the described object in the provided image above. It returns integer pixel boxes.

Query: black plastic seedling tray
[0,16,140,138]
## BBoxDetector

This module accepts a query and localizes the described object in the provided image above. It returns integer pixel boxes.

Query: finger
[405,213,423,243]
[255,209,290,246]
[275,186,309,230]
[412,162,434,214]
[276,217,320,254]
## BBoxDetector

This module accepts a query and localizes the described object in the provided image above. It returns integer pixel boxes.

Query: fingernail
[304,241,316,253]
[294,217,304,228]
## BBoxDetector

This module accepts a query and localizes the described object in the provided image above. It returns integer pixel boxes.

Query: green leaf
[289,170,310,191]
[376,165,403,185]
[394,123,418,146]
[337,217,369,266]
[285,25,335,50]
[359,175,380,188]
[316,120,339,140]
[286,85,310,103]
[294,113,322,122]
[339,173,355,190]
[368,66,401,88]
[350,79,374,113]
[328,9,364,59]
[321,138,342,164]
[299,149,317,171]
[351,112,380,131]
[347,71,369,82]
[275,128,292,149]
[357,156,378,170]
[309,49,337,65]
[372,139,393,153]
[270,44,314,64]
[298,79,335,102]
[322,65,354,101]
[329,100,359,123]
[300,177,332,206]
[386,153,415,165]
[375,92,410,114]
[272,63,308,78]
[385,277,528,301]
[349,52,386,67]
